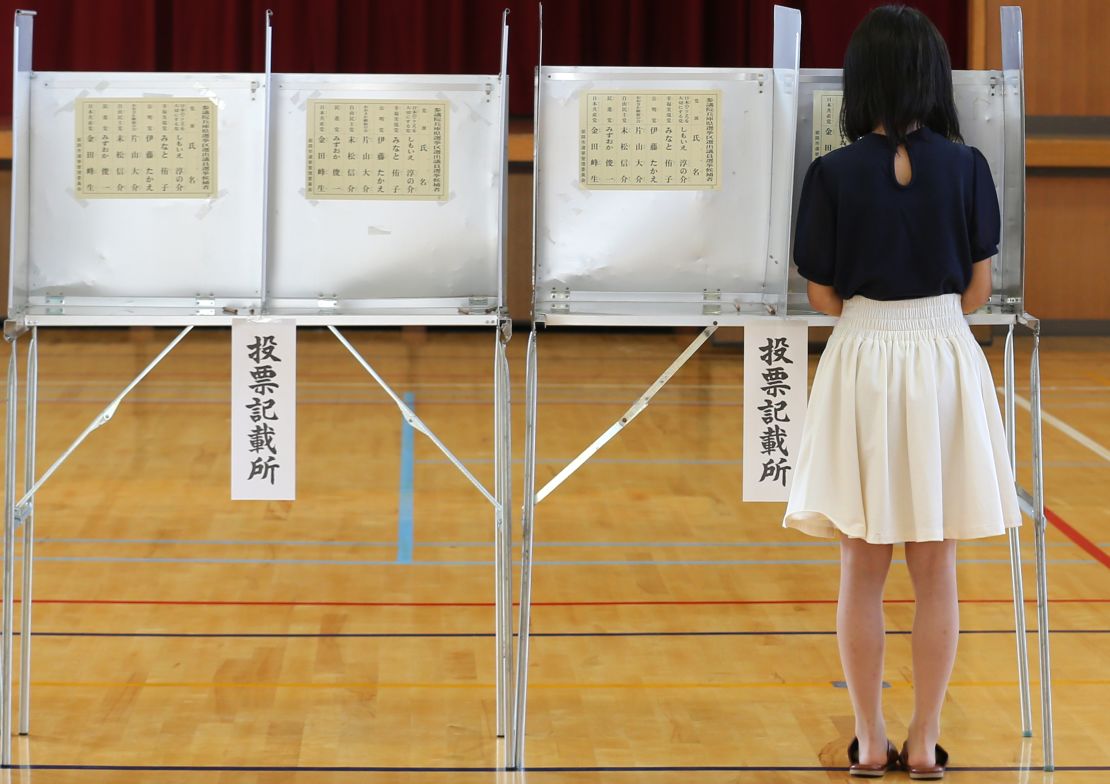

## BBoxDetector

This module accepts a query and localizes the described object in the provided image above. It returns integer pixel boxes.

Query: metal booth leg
[505,322,716,769]
[328,325,511,761]
[2,335,19,765]
[494,322,515,751]
[499,327,515,737]
[493,328,506,739]
[498,323,515,754]
[510,329,538,770]
[1028,326,1053,770]
[18,328,37,737]
[0,324,191,766]
[1003,324,1033,737]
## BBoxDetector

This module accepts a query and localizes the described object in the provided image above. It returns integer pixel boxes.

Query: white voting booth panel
[3,8,518,770]
[267,74,504,310]
[9,63,507,324]
[18,73,266,315]
[789,69,1024,310]
[535,69,777,315]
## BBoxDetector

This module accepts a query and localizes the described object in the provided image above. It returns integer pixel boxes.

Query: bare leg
[904,539,959,768]
[838,535,894,765]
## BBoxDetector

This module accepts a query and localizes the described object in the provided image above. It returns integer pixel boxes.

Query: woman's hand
[808,281,844,316]
[961,258,993,314]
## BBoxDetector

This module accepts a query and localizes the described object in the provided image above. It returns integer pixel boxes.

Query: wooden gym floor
[0,326,1106,784]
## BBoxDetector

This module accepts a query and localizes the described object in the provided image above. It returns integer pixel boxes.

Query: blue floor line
[397,391,415,564]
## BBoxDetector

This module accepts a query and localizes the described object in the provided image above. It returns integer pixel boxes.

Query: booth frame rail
[510,4,1053,773]
[2,8,519,771]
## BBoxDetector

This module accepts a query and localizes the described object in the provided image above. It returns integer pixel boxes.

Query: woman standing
[783,5,1022,779]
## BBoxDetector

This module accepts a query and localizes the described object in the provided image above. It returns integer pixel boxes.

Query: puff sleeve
[969,147,1001,262]
[792,156,838,286]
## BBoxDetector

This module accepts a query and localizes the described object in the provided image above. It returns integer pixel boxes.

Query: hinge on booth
[702,289,722,316]
[550,287,570,313]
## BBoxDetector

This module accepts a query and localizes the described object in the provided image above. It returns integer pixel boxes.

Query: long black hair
[840,4,962,146]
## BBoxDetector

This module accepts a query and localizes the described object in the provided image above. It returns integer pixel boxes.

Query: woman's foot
[899,741,949,780]
[848,737,900,778]
[903,721,940,767]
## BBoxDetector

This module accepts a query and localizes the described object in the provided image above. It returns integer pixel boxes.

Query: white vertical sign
[232,318,296,500]
[743,320,808,502]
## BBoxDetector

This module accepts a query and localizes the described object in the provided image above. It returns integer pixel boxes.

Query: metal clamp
[458,296,496,315]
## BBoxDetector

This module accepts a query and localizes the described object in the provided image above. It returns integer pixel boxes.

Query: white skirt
[783,294,1021,544]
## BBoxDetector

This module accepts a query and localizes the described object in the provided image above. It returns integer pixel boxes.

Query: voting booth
[3,8,517,766]
[513,5,1053,772]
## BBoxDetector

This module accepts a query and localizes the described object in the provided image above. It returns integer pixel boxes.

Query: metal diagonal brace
[1016,487,1035,518]
[328,326,500,510]
[536,322,718,504]
[14,326,193,514]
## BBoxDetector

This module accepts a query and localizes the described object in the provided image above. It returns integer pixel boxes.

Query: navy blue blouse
[793,126,1001,301]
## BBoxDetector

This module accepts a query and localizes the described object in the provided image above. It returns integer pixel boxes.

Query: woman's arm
[808,281,844,316]
[961,258,992,314]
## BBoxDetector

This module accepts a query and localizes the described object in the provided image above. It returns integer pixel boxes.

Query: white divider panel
[267,75,503,306]
[789,70,1014,307]
[535,68,776,316]
[25,73,267,309]
[8,11,33,316]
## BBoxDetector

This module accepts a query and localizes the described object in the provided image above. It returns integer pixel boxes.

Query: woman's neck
[872,121,923,136]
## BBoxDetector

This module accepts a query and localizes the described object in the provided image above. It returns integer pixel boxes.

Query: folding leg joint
[4,321,29,342]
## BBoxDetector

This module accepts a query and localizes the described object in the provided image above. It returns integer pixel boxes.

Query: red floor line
[11,597,1108,607]
[1045,506,1110,569]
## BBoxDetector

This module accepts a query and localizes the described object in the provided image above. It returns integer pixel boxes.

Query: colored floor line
[27,495,1103,569]
[32,376,1110,391]
[23,678,1110,690]
[397,391,415,564]
[13,628,1107,639]
[1045,507,1110,569]
[11,555,1096,566]
[21,537,1078,548]
[8,507,1105,572]
[10,597,1110,608]
[2,764,1106,773]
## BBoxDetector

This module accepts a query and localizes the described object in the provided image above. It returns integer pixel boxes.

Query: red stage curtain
[0,0,967,120]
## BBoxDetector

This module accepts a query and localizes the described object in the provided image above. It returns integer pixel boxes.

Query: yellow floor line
[26,678,1110,690]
